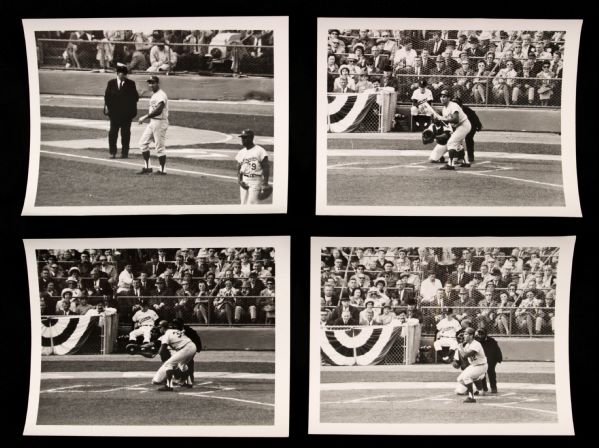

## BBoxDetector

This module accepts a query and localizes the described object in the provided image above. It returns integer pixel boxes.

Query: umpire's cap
[239,129,255,138]
[146,75,160,84]
[116,63,128,74]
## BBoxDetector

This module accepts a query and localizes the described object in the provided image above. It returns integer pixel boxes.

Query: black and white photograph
[309,237,574,435]
[23,237,290,436]
[316,19,582,216]
[22,17,288,215]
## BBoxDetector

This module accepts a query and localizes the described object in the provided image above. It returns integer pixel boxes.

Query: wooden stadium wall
[189,326,275,351]
[39,70,274,102]
[421,336,555,361]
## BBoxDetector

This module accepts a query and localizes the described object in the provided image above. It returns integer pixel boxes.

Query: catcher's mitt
[258,184,273,200]
[422,128,435,145]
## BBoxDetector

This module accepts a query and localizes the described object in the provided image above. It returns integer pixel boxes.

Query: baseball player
[235,129,270,204]
[434,308,462,362]
[170,317,202,387]
[137,75,169,175]
[429,89,472,170]
[128,301,159,346]
[152,320,197,391]
[455,327,488,403]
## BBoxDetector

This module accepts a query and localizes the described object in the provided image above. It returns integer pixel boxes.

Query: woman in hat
[536,61,555,106]
[333,65,357,92]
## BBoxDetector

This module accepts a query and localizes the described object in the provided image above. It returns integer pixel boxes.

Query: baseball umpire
[236,129,272,204]
[104,64,139,159]
[475,328,503,393]
[137,75,169,175]
[454,97,483,164]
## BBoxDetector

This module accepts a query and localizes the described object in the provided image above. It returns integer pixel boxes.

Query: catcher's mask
[435,131,451,145]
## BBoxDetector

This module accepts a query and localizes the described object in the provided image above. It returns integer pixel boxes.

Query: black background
[6,1,597,446]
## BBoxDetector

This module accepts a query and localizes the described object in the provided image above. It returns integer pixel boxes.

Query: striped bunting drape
[327,93,377,133]
[320,325,404,366]
[41,315,100,355]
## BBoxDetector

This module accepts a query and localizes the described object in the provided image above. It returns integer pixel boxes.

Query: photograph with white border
[24,236,290,437]
[22,17,288,215]
[309,236,574,435]
[316,18,582,216]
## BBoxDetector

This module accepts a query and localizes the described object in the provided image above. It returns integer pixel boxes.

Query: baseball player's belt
[243,174,261,178]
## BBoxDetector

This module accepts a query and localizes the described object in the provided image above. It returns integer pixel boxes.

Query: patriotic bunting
[41,315,100,355]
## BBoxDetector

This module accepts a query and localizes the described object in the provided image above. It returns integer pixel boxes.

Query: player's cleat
[463,397,477,403]
[120,154,128,159]
[157,385,173,392]
[179,383,193,389]
[429,158,445,164]
[459,162,471,168]
[439,165,455,170]
[473,390,479,396]
[136,168,153,174]
[154,171,167,176]
[110,155,116,159]
[490,388,498,394]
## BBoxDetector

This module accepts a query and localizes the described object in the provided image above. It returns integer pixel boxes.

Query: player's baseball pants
[429,143,448,161]
[240,175,264,205]
[457,363,488,385]
[434,337,459,351]
[446,120,471,151]
[139,119,168,155]
[152,342,197,384]
[129,325,153,342]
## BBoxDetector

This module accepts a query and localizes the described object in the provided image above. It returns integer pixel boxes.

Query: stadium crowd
[36,30,274,76]
[320,247,558,336]
[37,247,276,326]
[327,29,565,106]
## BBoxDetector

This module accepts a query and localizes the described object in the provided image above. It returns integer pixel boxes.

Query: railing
[36,38,274,77]
[327,72,562,108]
[320,305,554,338]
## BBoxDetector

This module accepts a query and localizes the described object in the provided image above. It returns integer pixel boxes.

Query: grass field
[35,122,274,206]
[327,132,565,207]
[37,353,275,426]
[320,362,557,424]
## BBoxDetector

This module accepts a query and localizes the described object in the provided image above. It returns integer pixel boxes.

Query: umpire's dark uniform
[461,103,482,163]
[480,334,503,392]
[104,66,139,158]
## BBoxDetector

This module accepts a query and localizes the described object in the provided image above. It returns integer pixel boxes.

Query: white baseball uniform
[442,101,471,151]
[139,89,168,155]
[152,329,197,384]
[410,88,434,115]
[433,317,462,351]
[236,144,269,204]
[456,339,488,385]
[129,309,159,342]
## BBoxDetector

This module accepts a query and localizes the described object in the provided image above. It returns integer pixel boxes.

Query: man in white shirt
[420,271,443,303]
[455,327,488,403]
[236,129,271,204]
[137,76,169,175]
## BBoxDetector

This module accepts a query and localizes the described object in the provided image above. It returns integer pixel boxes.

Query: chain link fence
[35,32,274,77]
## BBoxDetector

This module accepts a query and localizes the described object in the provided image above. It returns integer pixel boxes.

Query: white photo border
[309,236,575,435]
[316,18,582,217]
[24,236,290,437]
[22,17,289,215]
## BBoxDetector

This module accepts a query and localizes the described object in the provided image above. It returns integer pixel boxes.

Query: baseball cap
[239,129,255,138]
[146,75,160,84]
[440,89,450,96]
[419,79,428,87]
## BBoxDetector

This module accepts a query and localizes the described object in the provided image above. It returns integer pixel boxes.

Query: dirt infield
[36,352,275,426]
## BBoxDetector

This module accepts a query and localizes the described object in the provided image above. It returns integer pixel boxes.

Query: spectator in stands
[75,293,93,315]
[429,55,451,100]
[492,60,518,105]
[537,61,556,106]
[394,38,417,68]
[495,291,513,335]
[355,73,374,93]
[212,278,236,325]
[420,271,443,303]
[376,305,395,325]
[516,290,541,336]
[329,296,361,324]
[62,276,82,298]
[427,31,447,56]
[454,286,478,323]
[476,291,497,331]
[174,280,194,321]
[258,278,276,324]
[147,38,177,72]
[55,290,75,314]
[453,59,474,101]
[63,31,87,69]
[327,54,339,74]
[333,66,357,93]
[97,255,117,283]
[379,66,399,91]
[396,279,415,306]
[442,49,459,73]
[354,45,367,69]
[352,29,375,54]
[495,31,512,58]
[359,308,377,326]
[332,309,359,326]
[349,287,365,307]
[465,36,485,58]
